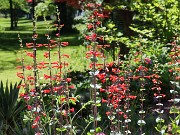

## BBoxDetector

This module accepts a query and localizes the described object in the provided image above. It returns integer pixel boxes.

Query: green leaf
[96,127,102,132]
[107,23,115,29]
[56,127,67,132]
[170,106,180,114]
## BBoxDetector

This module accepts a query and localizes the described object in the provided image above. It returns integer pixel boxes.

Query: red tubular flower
[17,84,25,88]
[118,111,124,115]
[20,93,30,101]
[50,40,57,44]
[61,42,69,46]
[70,108,75,113]
[97,13,104,18]
[62,54,70,58]
[44,74,51,80]
[86,3,94,8]
[110,75,118,82]
[26,65,33,70]
[53,86,63,91]
[36,44,43,48]
[144,76,151,79]
[26,43,34,48]
[66,78,71,82]
[31,124,38,129]
[52,65,63,69]
[87,24,93,29]
[51,61,59,65]
[27,105,32,110]
[92,33,97,39]
[44,52,49,58]
[43,89,51,94]
[68,85,74,89]
[123,114,128,119]
[96,21,101,25]
[106,111,111,116]
[113,103,118,109]
[100,88,106,92]
[26,52,34,58]
[16,66,22,70]
[27,76,34,81]
[17,72,24,79]
[39,62,49,66]
[102,98,108,103]
[128,95,137,99]
[85,35,92,40]
[19,93,25,98]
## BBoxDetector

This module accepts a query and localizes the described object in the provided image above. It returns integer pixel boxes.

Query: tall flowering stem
[167,36,180,134]
[82,0,107,133]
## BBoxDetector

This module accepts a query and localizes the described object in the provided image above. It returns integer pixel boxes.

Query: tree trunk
[9,0,13,29]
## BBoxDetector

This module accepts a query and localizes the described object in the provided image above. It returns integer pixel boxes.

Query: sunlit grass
[0,17,112,85]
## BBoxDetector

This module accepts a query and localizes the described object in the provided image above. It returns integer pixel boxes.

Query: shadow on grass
[0,32,83,52]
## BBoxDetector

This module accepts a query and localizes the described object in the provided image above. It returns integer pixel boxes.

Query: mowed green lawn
[0,17,89,85]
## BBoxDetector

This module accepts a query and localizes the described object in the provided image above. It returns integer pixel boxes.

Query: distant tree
[54,0,79,32]
[0,0,29,29]
[35,0,56,18]
[54,0,79,8]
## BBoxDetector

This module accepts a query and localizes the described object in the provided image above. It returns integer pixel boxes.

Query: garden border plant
[11,0,180,135]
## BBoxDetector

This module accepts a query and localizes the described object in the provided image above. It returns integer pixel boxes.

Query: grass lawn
[0,17,88,85]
